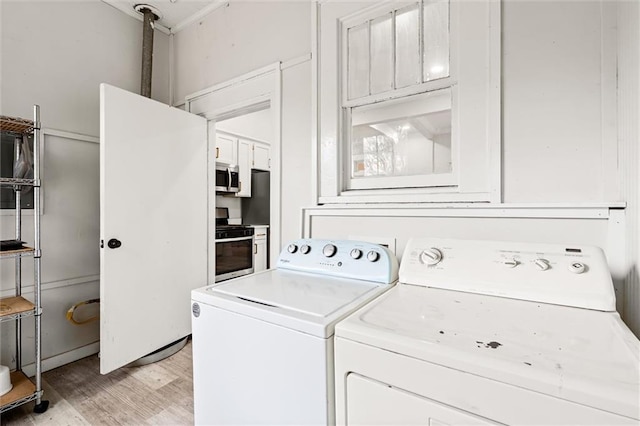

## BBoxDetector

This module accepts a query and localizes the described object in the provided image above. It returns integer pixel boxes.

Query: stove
[215,208,255,282]
[215,225,254,240]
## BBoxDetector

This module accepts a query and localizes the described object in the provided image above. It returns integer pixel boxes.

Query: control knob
[366,251,380,262]
[323,244,337,257]
[420,248,443,266]
[503,258,519,268]
[568,262,586,274]
[300,244,311,255]
[534,258,550,271]
[287,244,298,254]
[350,249,362,259]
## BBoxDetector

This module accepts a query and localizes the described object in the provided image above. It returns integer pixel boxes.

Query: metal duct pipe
[140,7,156,98]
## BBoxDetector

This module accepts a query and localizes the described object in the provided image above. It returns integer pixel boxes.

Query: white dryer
[191,239,398,425]
[335,238,640,425]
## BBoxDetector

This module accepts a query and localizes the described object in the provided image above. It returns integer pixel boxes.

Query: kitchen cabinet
[217,130,270,197]
[253,225,268,273]
[252,142,270,171]
[215,134,237,165]
[0,106,48,414]
[236,139,252,197]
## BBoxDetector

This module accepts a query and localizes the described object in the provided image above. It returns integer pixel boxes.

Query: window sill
[320,187,491,205]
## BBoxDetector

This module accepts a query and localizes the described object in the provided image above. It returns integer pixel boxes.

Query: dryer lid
[336,284,640,419]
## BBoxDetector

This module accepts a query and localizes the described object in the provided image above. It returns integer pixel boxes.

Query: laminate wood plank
[1,341,194,425]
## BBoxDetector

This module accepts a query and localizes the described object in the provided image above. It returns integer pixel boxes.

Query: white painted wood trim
[42,128,99,144]
[23,341,100,377]
[0,128,93,215]
[311,1,320,206]
[308,202,625,210]
[170,1,229,34]
[302,205,624,237]
[320,191,491,204]
[0,275,100,298]
[606,208,627,315]
[186,63,283,269]
[185,63,280,103]
[272,66,283,268]
[281,53,312,70]
[200,96,270,122]
[169,33,175,107]
[488,0,502,203]
[600,0,620,201]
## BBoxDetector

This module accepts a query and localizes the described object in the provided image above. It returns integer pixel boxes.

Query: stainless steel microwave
[215,163,240,193]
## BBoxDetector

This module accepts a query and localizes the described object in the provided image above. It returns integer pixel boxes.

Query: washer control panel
[401,238,615,311]
[277,239,399,284]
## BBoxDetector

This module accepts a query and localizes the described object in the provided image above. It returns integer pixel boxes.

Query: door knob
[107,238,122,249]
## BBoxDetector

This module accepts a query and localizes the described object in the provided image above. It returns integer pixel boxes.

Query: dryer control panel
[400,238,616,311]
[277,239,399,284]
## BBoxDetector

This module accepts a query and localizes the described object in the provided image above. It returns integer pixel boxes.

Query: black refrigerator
[241,169,270,225]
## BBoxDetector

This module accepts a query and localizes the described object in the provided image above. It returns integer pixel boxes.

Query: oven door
[215,236,254,282]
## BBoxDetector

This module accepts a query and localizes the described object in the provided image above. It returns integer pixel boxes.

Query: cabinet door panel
[216,133,237,165]
[253,143,270,171]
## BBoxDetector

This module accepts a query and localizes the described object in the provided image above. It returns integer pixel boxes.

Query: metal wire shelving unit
[0,106,48,414]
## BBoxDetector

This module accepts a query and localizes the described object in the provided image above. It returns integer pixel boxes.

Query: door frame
[185,63,282,280]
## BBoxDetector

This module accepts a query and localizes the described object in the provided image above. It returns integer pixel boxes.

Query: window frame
[313,0,501,204]
[344,87,458,190]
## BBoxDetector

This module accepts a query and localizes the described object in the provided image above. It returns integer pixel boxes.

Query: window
[349,89,453,190]
[316,0,500,203]
[342,0,453,191]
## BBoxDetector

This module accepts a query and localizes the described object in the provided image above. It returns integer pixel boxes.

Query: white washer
[335,238,640,425]
[191,239,398,425]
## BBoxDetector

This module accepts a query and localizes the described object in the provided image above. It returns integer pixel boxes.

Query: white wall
[0,1,170,135]
[217,108,273,143]
[174,0,313,256]
[173,1,311,102]
[618,1,640,336]
[281,60,313,246]
[502,1,618,203]
[0,0,171,370]
[174,1,637,336]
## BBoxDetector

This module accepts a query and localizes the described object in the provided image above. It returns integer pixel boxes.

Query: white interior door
[99,84,208,374]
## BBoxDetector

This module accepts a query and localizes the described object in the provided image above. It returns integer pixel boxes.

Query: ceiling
[101,0,227,34]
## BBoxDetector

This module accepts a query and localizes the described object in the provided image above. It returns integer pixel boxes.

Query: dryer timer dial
[420,248,443,266]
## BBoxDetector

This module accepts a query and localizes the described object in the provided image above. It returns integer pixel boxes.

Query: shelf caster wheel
[33,400,49,414]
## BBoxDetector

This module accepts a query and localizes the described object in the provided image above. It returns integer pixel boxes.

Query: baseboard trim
[23,341,100,377]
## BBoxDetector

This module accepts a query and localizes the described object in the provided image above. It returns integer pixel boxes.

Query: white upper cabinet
[252,142,270,171]
[215,133,238,165]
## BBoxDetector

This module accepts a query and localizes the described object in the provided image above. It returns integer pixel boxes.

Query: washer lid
[195,269,393,338]
[336,284,640,420]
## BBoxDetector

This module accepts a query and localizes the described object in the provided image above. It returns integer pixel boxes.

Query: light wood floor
[1,341,194,425]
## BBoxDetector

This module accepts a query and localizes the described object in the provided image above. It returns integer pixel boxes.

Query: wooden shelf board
[0,296,35,318]
[0,246,35,257]
[0,116,34,135]
[0,371,35,407]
